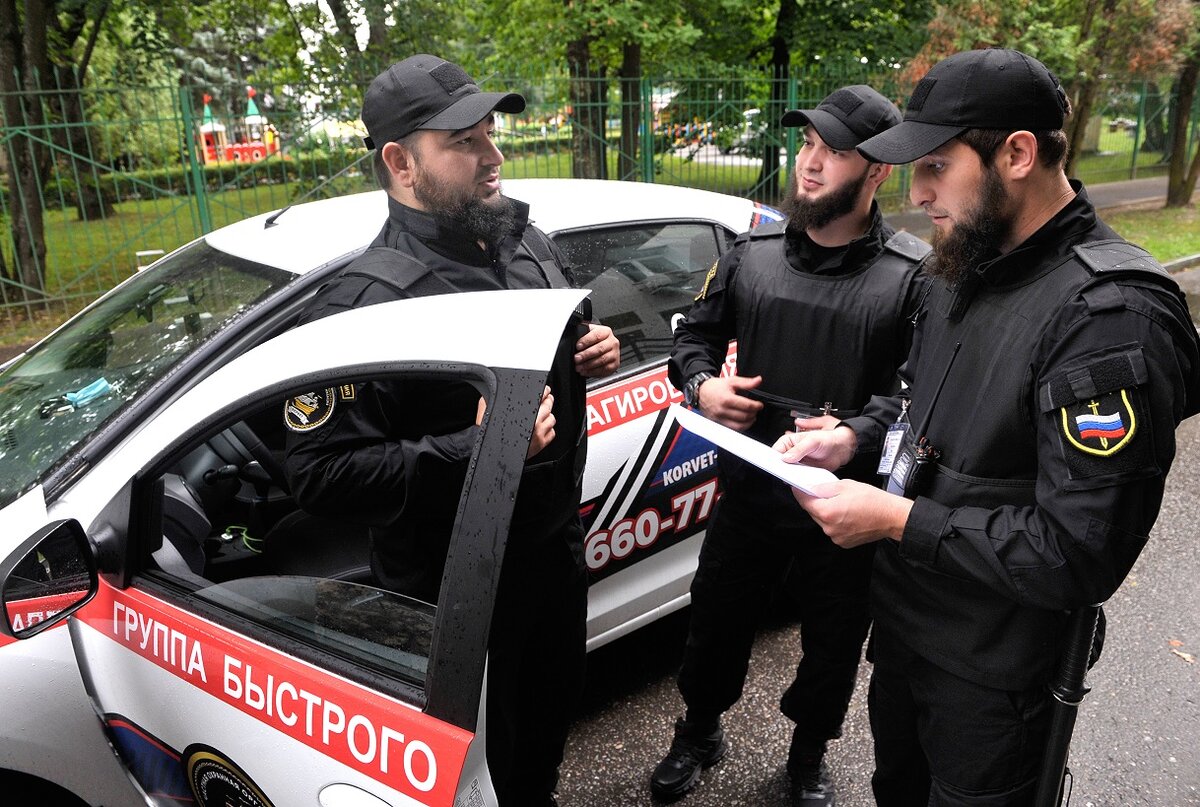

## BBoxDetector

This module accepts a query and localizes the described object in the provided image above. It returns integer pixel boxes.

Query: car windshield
[0,241,294,509]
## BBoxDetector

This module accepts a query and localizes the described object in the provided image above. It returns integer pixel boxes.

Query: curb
[1165,254,1200,274]
[1095,197,1167,215]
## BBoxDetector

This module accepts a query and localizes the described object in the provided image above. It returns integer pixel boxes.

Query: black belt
[742,388,860,419]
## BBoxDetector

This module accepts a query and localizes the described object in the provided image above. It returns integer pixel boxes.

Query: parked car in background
[0,178,781,805]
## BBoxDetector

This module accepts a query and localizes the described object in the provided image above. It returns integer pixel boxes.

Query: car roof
[203,178,769,275]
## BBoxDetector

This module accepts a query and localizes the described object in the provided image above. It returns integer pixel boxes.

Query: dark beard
[412,171,516,247]
[779,166,869,235]
[925,166,1010,285]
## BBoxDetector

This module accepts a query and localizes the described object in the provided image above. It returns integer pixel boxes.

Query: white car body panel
[203,179,763,277]
[71,591,435,807]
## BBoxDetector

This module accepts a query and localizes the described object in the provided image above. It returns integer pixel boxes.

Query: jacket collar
[383,193,532,268]
[942,180,1095,321]
[786,200,890,275]
[974,179,1094,287]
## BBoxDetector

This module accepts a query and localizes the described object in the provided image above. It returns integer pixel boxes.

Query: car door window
[136,369,483,694]
[554,222,732,367]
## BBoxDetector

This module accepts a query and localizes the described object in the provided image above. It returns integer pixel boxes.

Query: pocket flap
[1039,346,1147,413]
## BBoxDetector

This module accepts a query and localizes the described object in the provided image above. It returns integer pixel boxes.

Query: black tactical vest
[722,220,928,512]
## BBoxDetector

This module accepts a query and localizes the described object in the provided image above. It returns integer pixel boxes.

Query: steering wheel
[228,421,291,494]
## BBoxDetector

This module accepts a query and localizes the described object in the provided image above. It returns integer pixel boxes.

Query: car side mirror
[0,519,98,639]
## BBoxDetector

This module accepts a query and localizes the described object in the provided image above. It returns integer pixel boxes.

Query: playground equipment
[197,86,280,164]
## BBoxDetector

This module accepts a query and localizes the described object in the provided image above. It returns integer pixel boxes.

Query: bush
[35,148,372,211]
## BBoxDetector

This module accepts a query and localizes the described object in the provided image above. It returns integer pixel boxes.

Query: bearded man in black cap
[282,54,619,807]
[775,48,1200,805]
[651,85,929,806]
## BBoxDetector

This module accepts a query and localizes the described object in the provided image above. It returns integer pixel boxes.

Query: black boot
[787,732,835,806]
[649,716,728,802]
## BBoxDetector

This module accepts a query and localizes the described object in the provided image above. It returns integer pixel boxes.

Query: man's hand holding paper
[671,403,836,495]
[773,424,913,547]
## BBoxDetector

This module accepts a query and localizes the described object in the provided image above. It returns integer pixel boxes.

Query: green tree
[754,1,933,200]
[479,0,931,187]
[0,0,114,302]
[1165,0,1200,206]
[475,0,704,180]
[282,0,474,116]
[907,0,1191,177]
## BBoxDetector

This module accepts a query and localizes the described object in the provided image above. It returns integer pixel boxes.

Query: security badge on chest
[284,385,356,432]
[1060,389,1136,456]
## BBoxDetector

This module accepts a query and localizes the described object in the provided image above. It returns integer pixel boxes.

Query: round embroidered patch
[284,388,336,432]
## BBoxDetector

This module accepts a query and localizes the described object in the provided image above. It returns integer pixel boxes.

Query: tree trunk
[1065,0,1117,178]
[324,0,361,59]
[1140,80,1166,154]
[0,0,48,301]
[51,66,115,221]
[566,35,607,180]
[754,0,796,202]
[1065,78,1098,178]
[363,2,388,72]
[1162,76,1182,164]
[618,42,641,181]
[1165,52,1199,207]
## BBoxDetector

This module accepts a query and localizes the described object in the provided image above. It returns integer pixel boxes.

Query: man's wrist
[682,371,714,408]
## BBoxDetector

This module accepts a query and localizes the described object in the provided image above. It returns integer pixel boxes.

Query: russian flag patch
[1061,389,1136,457]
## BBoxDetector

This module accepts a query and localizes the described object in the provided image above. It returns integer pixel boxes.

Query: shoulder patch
[1060,390,1137,457]
[1040,347,1155,480]
[748,218,787,239]
[284,388,337,432]
[1073,240,1168,279]
[883,231,932,263]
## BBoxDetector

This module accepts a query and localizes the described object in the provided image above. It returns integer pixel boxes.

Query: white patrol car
[0,178,781,806]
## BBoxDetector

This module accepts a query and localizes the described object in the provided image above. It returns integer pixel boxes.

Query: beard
[779,165,870,235]
[925,165,1011,285]
[412,168,516,247]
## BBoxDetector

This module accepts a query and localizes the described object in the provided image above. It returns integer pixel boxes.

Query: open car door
[1,289,587,807]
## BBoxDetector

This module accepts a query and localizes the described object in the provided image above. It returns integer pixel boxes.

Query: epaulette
[1073,239,1169,280]
[882,230,932,263]
[748,218,787,239]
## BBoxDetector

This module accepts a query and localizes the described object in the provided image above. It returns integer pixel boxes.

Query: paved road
[557,266,1200,806]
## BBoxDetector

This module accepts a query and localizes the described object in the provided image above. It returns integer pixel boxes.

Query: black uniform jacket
[283,195,586,602]
[845,182,1200,690]
[669,203,928,523]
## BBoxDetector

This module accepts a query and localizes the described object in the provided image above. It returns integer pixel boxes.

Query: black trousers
[485,519,588,805]
[677,491,874,746]
[869,627,1052,806]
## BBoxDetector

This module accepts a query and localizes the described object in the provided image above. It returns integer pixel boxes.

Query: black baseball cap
[857,48,1070,165]
[780,85,901,150]
[361,54,526,149]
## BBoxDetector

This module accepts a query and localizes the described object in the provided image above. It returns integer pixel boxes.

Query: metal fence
[1,66,1197,340]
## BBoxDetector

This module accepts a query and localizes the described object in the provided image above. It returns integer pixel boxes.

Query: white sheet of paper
[671,404,838,496]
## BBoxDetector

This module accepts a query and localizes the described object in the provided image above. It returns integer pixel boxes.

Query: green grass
[1103,203,1200,263]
